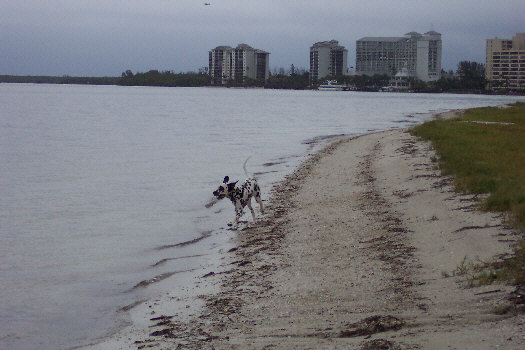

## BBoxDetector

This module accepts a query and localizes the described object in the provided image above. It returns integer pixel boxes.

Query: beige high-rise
[209,44,270,85]
[309,40,348,82]
[486,33,525,90]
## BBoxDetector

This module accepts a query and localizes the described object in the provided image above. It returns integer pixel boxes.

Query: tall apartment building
[209,44,269,85]
[309,40,348,82]
[356,31,442,82]
[486,33,525,90]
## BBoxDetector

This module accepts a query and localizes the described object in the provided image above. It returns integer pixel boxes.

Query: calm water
[1,84,523,349]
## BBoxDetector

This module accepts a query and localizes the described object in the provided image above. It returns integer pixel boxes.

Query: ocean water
[1,84,523,349]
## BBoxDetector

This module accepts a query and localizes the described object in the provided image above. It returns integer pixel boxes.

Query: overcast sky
[1,0,524,76]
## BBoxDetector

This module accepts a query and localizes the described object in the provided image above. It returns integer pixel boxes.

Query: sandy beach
[97,112,524,349]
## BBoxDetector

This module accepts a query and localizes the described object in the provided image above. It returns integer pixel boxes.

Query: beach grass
[411,102,525,285]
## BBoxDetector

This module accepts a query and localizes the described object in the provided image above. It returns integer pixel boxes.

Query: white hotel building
[356,31,442,82]
[209,44,270,85]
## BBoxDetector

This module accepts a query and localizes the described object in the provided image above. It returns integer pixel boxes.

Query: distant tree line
[2,61,518,94]
[204,60,493,92]
[264,72,310,89]
[0,75,119,85]
[430,61,487,93]
[319,61,493,93]
[118,70,211,87]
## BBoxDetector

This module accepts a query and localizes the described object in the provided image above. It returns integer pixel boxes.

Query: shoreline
[95,110,524,349]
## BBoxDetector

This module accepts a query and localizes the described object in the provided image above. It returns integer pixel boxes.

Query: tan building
[209,44,269,85]
[309,40,348,82]
[486,33,525,90]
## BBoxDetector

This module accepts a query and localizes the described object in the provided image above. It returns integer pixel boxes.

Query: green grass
[411,102,525,286]
[411,102,525,229]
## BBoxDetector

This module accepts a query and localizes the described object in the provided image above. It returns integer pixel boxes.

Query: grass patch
[411,102,525,286]
[493,241,525,286]
[449,256,498,287]
[446,250,525,288]
[411,102,525,229]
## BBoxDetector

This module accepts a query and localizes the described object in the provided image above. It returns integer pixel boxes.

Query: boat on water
[318,80,345,91]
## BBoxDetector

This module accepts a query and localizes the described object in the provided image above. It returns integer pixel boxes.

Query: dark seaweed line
[155,230,213,250]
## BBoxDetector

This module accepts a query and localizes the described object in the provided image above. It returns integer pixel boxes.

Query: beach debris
[339,315,404,338]
[155,231,212,250]
[118,299,146,312]
[133,271,178,289]
[204,296,245,317]
[149,328,175,338]
[361,338,402,350]
[508,286,525,307]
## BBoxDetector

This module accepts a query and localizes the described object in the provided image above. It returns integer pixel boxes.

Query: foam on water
[1,84,523,349]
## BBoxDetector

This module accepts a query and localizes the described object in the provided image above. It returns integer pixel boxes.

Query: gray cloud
[1,0,524,76]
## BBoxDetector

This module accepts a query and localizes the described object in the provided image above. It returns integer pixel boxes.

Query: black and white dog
[213,158,264,228]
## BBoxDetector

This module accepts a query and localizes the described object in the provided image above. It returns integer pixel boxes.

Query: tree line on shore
[116,61,491,93]
[1,61,520,94]
[0,75,120,85]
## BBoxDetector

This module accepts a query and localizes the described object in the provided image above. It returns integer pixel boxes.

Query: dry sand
[97,112,525,349]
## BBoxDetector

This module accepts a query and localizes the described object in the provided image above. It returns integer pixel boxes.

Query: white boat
[318,80,345,91]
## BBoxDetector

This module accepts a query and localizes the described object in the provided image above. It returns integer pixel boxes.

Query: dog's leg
[255,194,264,214]
[254,184,264,214]
[232,203,243,228]
[246,198,256,222]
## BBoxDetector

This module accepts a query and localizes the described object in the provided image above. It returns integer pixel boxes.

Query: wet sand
[96,112,524,349]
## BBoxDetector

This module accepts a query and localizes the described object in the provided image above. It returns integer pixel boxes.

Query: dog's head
[213,176,237,200]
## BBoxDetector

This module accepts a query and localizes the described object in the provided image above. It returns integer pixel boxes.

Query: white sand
[94,113,524,349]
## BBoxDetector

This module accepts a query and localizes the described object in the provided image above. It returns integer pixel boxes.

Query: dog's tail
[243,156,252,178]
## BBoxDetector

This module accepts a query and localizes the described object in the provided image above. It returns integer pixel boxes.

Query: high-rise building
[486,33,525,90]
[209,46,232,85]
[209,44,269,85]
[309,40,348,82]
[356,31,442,82]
